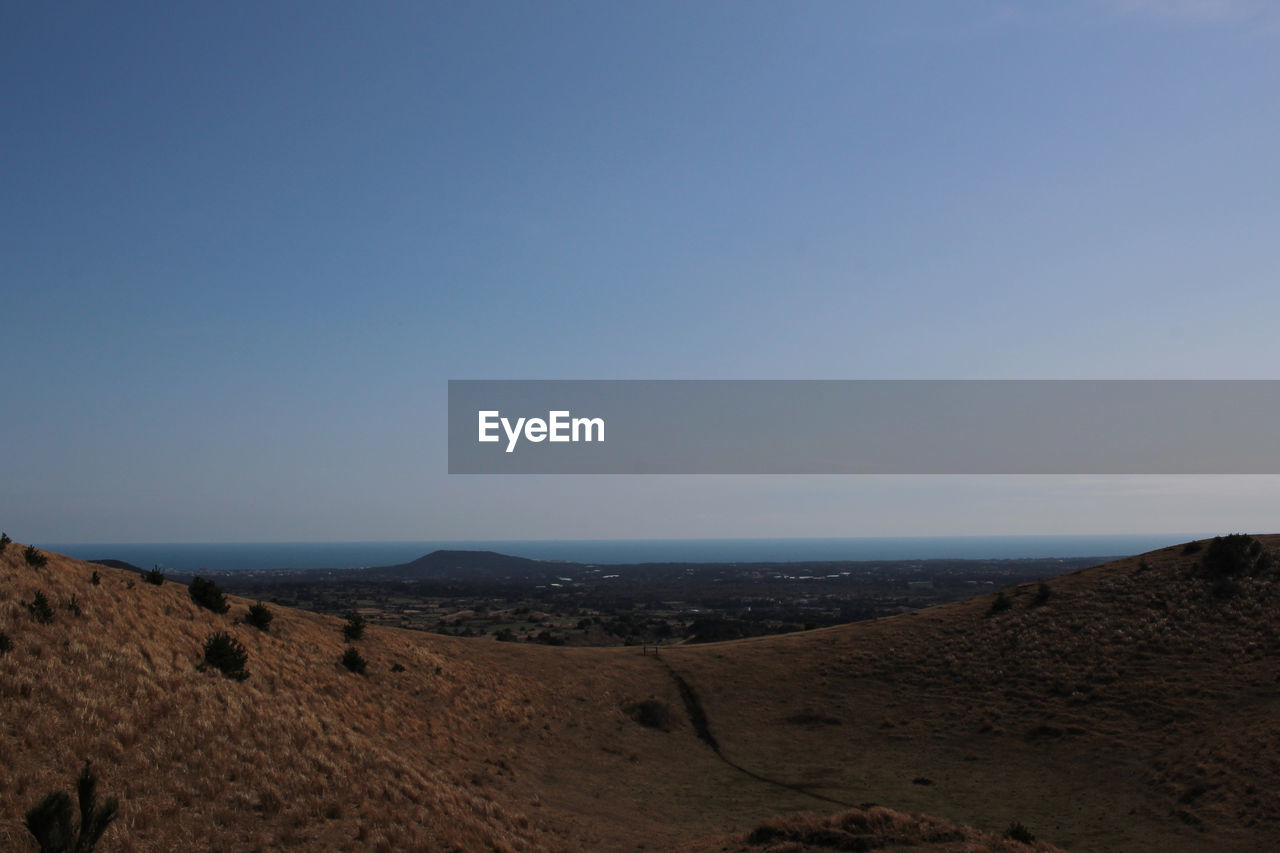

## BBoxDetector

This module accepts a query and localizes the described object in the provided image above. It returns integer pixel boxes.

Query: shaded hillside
[660,535,1280,852]
[4,535,1275,851]
[684,806,1064,852]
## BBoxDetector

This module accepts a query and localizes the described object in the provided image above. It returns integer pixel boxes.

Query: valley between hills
[3,534,1278,851]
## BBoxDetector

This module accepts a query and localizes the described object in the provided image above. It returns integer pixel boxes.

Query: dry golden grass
[3,536,1277,851]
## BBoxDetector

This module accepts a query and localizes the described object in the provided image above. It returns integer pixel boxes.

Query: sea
[43,534,1204,573]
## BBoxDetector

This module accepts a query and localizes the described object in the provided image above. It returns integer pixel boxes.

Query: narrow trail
[653,655,857,809]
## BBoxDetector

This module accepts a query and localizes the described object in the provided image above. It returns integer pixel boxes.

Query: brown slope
[657,535,1280,853]
[5,543,1015,852]
[1,543,716,851]
[6,536,1267,852]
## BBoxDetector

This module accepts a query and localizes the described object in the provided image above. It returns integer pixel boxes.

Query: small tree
[1032,582,1052,606]
[1201,533,1265,578]
[1003,820,1035,843]
[244,602,273,632]
[0,531,11,549]
[988,591,1013,615]
[188,577,230,614]
[28,591,55,624]
[25,760,119,853]
[143,567,165,586]
[341,647,367,675]
[342,611,366,641]
[90,571,101,586]
[0,631,12,655]
[24,545,48,569]
[201,632,249,681]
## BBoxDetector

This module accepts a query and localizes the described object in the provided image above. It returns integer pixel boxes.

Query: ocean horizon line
[42,533,1212,574]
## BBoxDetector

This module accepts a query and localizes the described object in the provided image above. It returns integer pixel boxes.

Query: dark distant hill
[376,549,551,579]
[88,558,144,573]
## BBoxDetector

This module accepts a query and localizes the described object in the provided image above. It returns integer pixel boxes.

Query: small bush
[201,632,249,680]
[625,699,674,731]
[1003,820,1035,843]
[1201,533,1264,578]
[0,531,10,549]
[390,662,406,672]
[494,627,516,642]
[1182,540,1203,555]
[342,611,366,641]
[27,591,55,624]
[66,595,81,617]
[988,591,1013,615]
[143,567,165,586]
[24,545,48,569]
[0,631,12,655]
[90,571,100,586]
[25,761,119,853]
[244,602,273,631]
[1032,582,1052,606]
[341,647,367,675]
[189,577,230,614]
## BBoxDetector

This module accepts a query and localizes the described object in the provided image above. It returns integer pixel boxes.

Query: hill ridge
[4,535,1279,850]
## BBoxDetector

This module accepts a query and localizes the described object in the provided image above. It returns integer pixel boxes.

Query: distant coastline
[45,534,1206,573]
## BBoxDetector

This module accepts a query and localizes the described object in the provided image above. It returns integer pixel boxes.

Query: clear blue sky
[3,1,1279,543]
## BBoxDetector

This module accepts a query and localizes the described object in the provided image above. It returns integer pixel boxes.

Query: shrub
[988,591,1013,615]
[28,591,55,624]
[341,647,367,675]
[0,531,10,549]
[390,662,406,672]
[90,571,100,586]
[1003,820,1035,843]
[66,595,81,617]
[494,628,516,642]
[0,631,12,655]
[201,632,249,681]
[143,567,165,586]
[1032,582,1052,606]
[25,760,118,853]
[342,611,366,641]
[1201,533,1265,578]
[188,577,230,614]
[625,699,674,731]
[244,602,273,631]
[1182,540,1203,555]
[24,545,48,569]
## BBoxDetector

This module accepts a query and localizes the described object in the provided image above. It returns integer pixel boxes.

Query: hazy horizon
[39,532,1210,574]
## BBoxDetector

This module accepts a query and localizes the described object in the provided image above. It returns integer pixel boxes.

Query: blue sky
[3,1,1279,543]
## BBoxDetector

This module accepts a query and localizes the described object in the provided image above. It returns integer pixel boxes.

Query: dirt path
[656,655,857,809]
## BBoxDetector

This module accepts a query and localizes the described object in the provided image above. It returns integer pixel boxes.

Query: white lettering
[572,416,604,443]
[478,411,500,442]
[549,410,570,442]
[502,416,526,453]
[481,410,605,453]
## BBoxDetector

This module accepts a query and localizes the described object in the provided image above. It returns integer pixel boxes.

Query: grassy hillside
[5,534,1275,851]
[661,535,1280,852]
